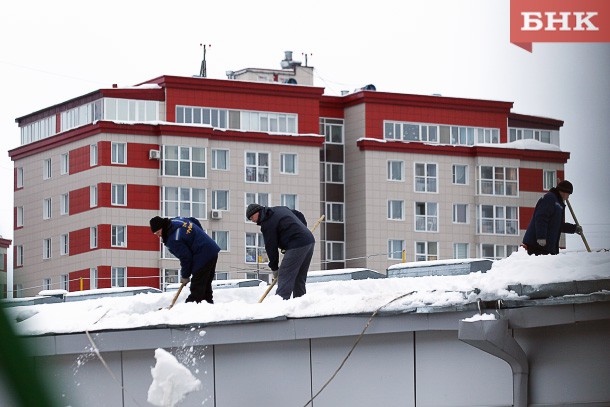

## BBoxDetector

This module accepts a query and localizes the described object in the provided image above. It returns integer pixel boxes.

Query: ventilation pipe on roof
[458,318,528,407]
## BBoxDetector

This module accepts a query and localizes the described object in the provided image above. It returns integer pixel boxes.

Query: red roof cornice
[341,91,514,113]
[141,75,325,100]
[508,112,564,129]
[356,139,570,163]
[8,121,324,161]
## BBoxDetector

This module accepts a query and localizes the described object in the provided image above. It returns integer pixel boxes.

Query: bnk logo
[510,0,610,52]
[522,12,599,31]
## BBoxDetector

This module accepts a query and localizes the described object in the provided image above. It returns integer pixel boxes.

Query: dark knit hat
[556,180,573,194]
[246,203,263,220]
[150,216,169,233]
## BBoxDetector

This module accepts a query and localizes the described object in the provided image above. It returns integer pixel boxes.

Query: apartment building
[9,52,569,296]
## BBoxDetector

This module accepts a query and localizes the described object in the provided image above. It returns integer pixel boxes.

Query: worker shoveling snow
[147,348,202,407]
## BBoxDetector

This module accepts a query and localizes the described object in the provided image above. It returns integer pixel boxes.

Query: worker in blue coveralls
[246,204,315,300]
[522,180,583,255]
[150,216,220,304]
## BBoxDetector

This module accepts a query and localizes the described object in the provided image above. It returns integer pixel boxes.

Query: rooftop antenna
[301,52,313,67]
[199,43,211,77]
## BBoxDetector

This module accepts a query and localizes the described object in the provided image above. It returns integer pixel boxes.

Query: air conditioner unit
[210,210,223,220]
[149,149,161,160]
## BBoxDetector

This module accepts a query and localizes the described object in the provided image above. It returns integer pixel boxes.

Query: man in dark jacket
[246,204,315,300]
[522,180,583,255]
[150,216,221,304]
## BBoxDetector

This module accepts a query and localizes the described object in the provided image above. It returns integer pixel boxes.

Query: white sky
[1,0,609,269]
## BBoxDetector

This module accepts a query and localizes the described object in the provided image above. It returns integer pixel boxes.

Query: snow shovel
[258,214,325,303]
[566,199,591,252]
[163,281,186,310]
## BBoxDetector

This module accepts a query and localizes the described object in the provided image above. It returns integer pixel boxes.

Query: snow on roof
[5,249,610,336]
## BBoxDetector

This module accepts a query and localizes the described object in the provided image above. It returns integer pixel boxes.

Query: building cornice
[8,121,324,161]
[356,139,570,163]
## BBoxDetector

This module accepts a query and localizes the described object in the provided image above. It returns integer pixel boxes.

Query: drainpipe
[458,318,528,407]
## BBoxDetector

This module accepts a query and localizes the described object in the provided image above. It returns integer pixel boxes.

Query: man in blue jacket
[246,204,315,300]
[522,180,582,255]
[150,216,221,304]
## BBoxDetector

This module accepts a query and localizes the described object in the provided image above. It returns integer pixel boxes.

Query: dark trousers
[185,256,218,304]
[276,243,315,300]
[525,243,551,256]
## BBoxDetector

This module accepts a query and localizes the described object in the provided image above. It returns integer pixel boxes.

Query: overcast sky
[1,0,609,268]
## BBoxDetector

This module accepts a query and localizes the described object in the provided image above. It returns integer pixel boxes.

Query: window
[211,149,229,170]
[43,158,51,179]
[163,187,206,219]
[111,267,126,287]
[384,121,439,142]
[111,142,127,164]
[388,200,404,220]
[454,243,469,259]
[281,194,297,209]
[415,202,438,232]
[387,160,404,181]
[111,225,127,247]
[90,185,98,207]
[60,234,69,256]
[111,184,127,206]
[245,152,270,183]
[320,118,344,144]
[43,238,52,259]
[90,268,98,289]
[451,126,499,146]
[478,205,519,235]
[16,206,24,228]
[415,241,438,261]
[20,115,56,145]
[508,128,551,144]
[162,146,206,178]
[325,163,344,183]
[388,240,405,260]
[212,231,229,251]
[212,190,229,211]
[543,170,556,191]
[245,232,268,264]
[325,202,344,222]
[104,98,158,122]
[60,274,69,291]
[90,227,98,249]
[481,244,519,260]
[326,241,345,261]
[414,163,437,193]
[216,272,229,280]
[162,269,179,291]
[16,246,23,267]
[452,165,468,185]
[60,100,102,132]
[43,198,52,220]
[90,144,98,166]
[478,166,518,196]
[60,193,69,215]
[280,153,298,174]
[16,167,24,188]
[245,192,270,208]
[453,204,468,224]
[43,278,52,291]
[60,153,69,175]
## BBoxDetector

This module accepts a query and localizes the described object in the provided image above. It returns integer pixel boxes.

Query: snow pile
[5,248,610,336]
[147,348,201,407]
